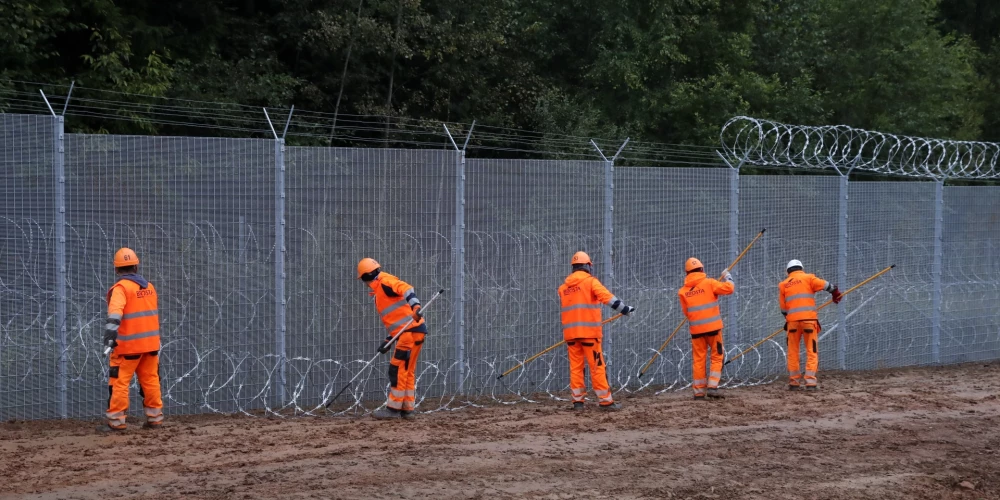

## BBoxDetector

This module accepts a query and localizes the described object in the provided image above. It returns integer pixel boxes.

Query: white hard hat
[786,259,803,271]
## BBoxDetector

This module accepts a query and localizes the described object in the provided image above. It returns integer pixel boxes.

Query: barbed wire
[3,213,988,421]
[721,116,1000,179]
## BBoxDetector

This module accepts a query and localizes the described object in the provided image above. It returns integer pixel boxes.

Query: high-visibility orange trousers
[387,332,424,412]
[107,351,163,429]
[566,338,614,405]
[691,330,724,396]
[787,320,820,387]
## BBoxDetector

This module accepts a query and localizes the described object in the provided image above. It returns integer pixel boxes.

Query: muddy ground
[2,363,1000,499]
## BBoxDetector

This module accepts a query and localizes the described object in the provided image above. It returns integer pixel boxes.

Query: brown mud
[2,362,999,499]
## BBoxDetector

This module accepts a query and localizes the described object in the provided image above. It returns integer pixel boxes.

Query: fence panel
[732,174,841,382]
[844,182,936,370]
[611,166,731,389]
[63,134,276,417]
[0,114,58,420]
[941,186,1000,364]
[284,147,456,411]
[3,112,1000,421]
[464,159,604,398]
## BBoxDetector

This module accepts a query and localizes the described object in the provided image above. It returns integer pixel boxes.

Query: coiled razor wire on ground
[721,116,1000,179]
[7,216,993,420]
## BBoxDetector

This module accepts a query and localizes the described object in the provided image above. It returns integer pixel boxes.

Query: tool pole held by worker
[326,289,445,408]
[724,265,895,366]
[637,228,765,378]
[497,313,624,380]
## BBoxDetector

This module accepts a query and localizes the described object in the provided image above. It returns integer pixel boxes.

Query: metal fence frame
[2,105,999,421]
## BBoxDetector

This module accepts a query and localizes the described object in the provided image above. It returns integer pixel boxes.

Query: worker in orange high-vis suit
[779,259,842,391]
[558,251,635,411]
[102,248,163,431]
[358,258,428,420]
[678,257,734,400]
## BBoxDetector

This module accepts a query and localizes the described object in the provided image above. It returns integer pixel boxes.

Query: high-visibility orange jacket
[368,272,427,335]
[678,271,734,335]
[779,270,833,322]
[558,270,620,341]
[106,276,160,355]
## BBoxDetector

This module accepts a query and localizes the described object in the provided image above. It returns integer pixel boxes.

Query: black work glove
[103,330,118,349]
[831,286,843,304]
[378,336,393,354]
[784,321,788,332]
[621,305,636,316]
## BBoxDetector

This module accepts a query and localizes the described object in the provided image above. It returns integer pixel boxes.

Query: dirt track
[2,363,1000,500]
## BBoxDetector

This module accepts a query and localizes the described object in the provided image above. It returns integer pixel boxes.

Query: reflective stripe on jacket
[678,272,734,335]
[558,271,617,340]
[779,271,830,321]
[107,279,160,355]
[370,273,426,335]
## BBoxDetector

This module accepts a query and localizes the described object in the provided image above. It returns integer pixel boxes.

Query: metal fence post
[444,123,474,394]
[274,136,286,405]
[55,115,67,419]
[837,174,849,370]
[931,180,944,364]
[41,89,69,419]
[728,165,740,343]
[265,108,292,406]
[590,139,628,357]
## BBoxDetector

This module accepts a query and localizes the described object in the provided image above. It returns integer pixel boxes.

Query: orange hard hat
[357,257,380,279]
[685,257,704,272]
[114,248,140,268]
[571,251,592,265]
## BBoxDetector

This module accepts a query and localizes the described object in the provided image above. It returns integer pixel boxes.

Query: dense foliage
[1,0,998,145]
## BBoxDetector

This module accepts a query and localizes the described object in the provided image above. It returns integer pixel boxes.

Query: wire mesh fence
[1,111,999,422]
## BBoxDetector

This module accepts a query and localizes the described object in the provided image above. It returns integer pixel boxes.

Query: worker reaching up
[678,257,734,400]
[558,251,634,411]
[358,258,427,420]
[779,259,842,391]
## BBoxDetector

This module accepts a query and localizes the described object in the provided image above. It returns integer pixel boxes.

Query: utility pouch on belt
[394,349,411,370]
[388,365,399,387]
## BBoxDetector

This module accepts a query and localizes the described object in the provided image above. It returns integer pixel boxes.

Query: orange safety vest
[107,279,160,355]
[558,271,617,341]
[370,273,427,335]
[678,272,734,335]
[779,271,829,322]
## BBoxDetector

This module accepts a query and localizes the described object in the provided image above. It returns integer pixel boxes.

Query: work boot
[788,384,801,391]
[372,407,402,420]
[400,410,416,420]
[598,402,622,412]
[96,424,124,434]
[805,385,818,391]
[142,421,163,429]
[706,388,724,399]
[572,402,585,411]
[693,394,706,401]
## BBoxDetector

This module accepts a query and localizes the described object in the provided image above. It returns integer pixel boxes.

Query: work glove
[411,304,423,321]
[831,286,843,304]
[721,270,733,282]
[103,330,118,349]
[378,336,393,354]
[621,305,636,316]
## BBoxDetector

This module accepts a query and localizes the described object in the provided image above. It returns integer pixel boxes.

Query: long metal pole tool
[497,313,625,380]
[326,288,446,408]
[637,228,766,378]
[724,265,895,366]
